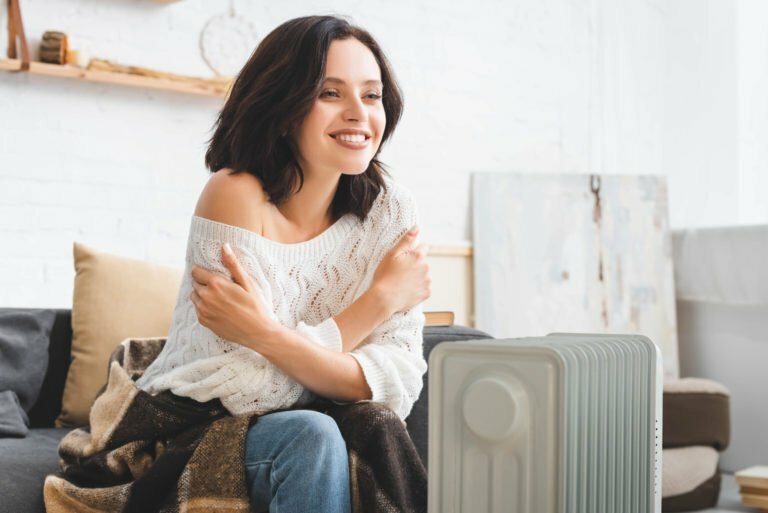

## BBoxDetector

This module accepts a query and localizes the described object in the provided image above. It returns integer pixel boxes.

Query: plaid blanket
[44,338,427,513]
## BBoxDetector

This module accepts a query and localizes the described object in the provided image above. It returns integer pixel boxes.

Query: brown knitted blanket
[44,338,427,513]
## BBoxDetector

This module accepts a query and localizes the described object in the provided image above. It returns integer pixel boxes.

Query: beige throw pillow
[56,242,182,427]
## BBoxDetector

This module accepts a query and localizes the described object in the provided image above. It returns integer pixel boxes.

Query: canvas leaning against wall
[472,172,679,378]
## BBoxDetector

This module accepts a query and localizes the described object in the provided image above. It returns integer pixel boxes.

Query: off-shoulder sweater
[136,179,427,420]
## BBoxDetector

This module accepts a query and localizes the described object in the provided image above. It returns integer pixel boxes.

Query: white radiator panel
[429,334,662,513]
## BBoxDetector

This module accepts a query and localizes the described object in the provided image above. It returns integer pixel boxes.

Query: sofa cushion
[661,445,721,512]
[27,310,72,428]
[663,377,730,450]
[0,309,57,436]
[0,428,72,513]
[406,325,493,468]
[56,243,182,428]
[0,390,29,437]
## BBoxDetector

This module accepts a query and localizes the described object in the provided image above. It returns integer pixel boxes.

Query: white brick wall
[1,0,767,307]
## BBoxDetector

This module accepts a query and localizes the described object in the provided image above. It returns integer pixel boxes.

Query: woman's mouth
[329,131,372,150]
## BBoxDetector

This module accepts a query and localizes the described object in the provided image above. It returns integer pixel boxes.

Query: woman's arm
[255,322,374,402]
[334,285,394,352]
[333,225,427,352]
[275,222,430,399]
[191,239,427,402]
[190,246,373,401]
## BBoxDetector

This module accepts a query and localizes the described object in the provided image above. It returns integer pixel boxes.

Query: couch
[0,307,491,513]
[672,225,768,474]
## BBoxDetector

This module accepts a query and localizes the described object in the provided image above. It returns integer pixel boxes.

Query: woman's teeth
[336,134,366,143]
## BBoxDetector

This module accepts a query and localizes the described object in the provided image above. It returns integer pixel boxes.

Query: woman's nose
[343,97,367,122]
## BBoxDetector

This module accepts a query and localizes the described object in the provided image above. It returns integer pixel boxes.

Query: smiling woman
[130,15,429,513]
[297,43,386,174]
[204,16,403,218]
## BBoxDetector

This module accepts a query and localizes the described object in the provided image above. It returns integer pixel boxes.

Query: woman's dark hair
[205,15,404,221]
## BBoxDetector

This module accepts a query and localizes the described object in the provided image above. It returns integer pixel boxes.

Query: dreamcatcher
[199,0,260,77]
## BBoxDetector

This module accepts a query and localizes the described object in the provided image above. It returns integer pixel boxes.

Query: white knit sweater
[136,179,427,420]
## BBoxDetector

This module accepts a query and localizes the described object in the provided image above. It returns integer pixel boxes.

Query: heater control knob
[462,377,519,441]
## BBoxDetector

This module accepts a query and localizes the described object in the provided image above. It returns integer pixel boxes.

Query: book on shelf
[735,466,768,490]
[736,466,768,510]
[741,492,768,509]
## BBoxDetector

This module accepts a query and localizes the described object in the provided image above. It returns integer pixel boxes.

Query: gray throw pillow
[0,309,56,435]
[0,390,29,437]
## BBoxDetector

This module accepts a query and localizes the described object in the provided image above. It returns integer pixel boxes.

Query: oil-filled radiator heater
[428,333,662,513]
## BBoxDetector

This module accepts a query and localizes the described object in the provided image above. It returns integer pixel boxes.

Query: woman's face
[294,38,386,178]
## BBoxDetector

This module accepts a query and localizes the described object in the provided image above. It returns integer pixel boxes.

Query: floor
[700,474,758,513]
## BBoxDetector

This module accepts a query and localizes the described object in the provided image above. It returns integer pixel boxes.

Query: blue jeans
[244,409,352,513]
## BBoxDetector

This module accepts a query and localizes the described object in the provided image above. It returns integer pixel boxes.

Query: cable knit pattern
[136,178,426,419]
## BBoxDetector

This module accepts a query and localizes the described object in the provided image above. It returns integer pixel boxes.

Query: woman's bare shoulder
[193,169,269,233]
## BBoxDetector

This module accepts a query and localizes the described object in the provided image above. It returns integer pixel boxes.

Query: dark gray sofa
[0,308,491,513]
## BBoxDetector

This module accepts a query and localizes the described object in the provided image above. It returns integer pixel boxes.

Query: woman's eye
[319,89,381,100]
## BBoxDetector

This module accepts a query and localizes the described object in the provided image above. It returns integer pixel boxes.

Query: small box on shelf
[424,311,455,327]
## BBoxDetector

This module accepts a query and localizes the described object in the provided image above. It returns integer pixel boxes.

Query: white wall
[1,0,766,308]
[663,0,768,229]
[664,0,740,229]
[737,0,768,225]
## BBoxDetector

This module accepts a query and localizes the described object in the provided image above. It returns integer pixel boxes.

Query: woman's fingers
[191,266,214,286]
[412,243,429,259]
[391,225,419,255]
[191,246,253,292]
[221,243,252,291]
[190,289,202,315]
[189,290,211,327]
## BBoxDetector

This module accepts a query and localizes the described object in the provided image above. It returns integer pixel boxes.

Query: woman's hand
[190,243,279,349]
[371,225,432,315]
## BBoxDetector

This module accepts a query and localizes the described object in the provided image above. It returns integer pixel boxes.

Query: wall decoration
[472,172,679,377]
[199,0,259,77]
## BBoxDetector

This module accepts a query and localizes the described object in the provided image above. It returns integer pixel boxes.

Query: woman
[135,15,431,513]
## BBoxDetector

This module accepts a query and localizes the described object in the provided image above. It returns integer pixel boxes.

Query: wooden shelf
[0,58,228,98]
[428,246,473,257]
